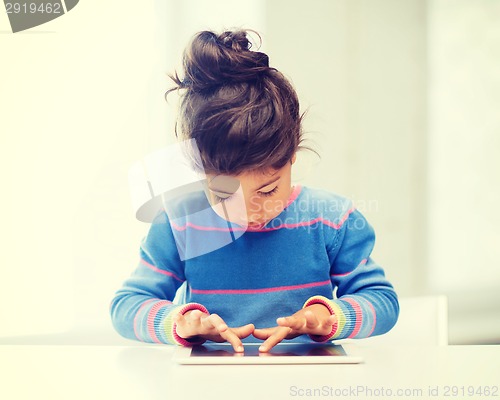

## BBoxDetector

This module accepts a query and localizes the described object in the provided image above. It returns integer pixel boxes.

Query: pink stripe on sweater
[170,208,356,233]
[140,259,184,282]
[331,271,352,278]
[191,280,331,295]
[170,220,234,232]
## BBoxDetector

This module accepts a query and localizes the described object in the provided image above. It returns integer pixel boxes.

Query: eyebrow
[208,176,281,194]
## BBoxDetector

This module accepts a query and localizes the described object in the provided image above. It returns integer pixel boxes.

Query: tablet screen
[174,342,363,364]
[191,343,347,357]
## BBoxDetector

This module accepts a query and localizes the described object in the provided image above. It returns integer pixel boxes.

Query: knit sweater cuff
[164,303,209,346]
[303,295,350,342]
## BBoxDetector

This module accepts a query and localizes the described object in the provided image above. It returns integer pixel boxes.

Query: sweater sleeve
[304,208,399,341]
[110,211,208,345]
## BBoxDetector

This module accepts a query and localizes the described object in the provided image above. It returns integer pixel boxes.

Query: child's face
[206,155,296,229]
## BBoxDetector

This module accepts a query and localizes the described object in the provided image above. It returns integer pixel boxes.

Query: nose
[245,197,264,223]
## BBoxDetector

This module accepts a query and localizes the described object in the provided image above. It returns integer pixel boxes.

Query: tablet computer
[173,342,363,365]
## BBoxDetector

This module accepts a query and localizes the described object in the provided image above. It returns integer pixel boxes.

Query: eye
[210,189,235,204]
[207,175,240,204]
[213,193,233,203]
[258,186,279,197]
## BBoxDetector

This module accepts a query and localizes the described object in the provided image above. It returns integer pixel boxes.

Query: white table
[1,343,499,400]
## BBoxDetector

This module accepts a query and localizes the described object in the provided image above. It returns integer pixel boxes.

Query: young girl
[110,29,399,353]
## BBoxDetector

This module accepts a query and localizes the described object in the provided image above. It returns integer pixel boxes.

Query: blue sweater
[110,185,399,345]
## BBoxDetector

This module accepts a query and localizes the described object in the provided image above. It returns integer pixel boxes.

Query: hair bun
[217,31,249,51]
[178,29,272,92]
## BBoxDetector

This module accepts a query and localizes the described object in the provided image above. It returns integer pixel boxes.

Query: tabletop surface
[1,343,499,400]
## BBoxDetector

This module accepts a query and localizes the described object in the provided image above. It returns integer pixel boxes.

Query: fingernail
[259,345,266,352]
[236,346,244,352]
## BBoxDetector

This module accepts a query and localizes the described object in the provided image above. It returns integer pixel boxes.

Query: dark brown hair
[165,29,311,175]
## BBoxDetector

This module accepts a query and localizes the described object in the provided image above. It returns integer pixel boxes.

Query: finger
[303,310,321,330]
[259,327,290,352]
[252,327,276,340]
[185,309,204,321]
[173,313,186,336]
[277,315,306,331]
[201,313,227,333]
[219,329,244,353]
[175,312,199,335]
[329,314,338,324]
[321,314,337,328]
[232,324,255,339]
[319,315,337,329]
[308,314,337,336]
[178,309,203,328]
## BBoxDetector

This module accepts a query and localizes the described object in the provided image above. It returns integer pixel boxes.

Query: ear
[291,153,297,165]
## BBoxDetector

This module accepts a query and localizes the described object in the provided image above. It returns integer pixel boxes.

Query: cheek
[218,195,248,218]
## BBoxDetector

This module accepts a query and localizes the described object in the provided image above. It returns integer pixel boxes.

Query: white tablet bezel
[173,342,363,365]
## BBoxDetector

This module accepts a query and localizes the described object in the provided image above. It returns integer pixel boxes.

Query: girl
[110,29,399,353]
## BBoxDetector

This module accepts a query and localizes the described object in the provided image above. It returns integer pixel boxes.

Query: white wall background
[0,0,499,344]
[427,0,500,344]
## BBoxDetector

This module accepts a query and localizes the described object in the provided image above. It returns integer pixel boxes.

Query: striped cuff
[303,296,339,342]
[164,303,209,346]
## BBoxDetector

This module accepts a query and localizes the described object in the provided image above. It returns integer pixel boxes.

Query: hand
[252,304,337,352]
[174,310,254,353]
